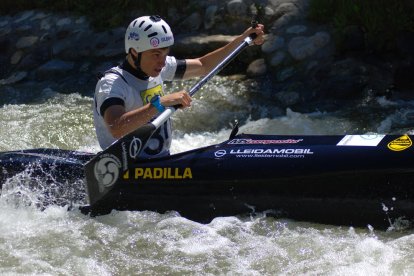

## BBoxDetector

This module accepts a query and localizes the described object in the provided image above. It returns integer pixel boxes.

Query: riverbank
[1,0,413,113]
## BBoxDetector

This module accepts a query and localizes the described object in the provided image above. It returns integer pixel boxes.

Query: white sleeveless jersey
[93,56,179,158]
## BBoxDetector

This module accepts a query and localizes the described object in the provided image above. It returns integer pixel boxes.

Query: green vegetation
[0,0,191,29]
[308,0,414,52]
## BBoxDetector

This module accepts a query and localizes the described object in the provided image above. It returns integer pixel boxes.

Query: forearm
[104,91,191,139]
[105,104,158,139]
[197,35,246,74]
[184,25,264,79]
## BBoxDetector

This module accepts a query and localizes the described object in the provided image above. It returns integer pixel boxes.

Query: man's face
[139,48,170,77]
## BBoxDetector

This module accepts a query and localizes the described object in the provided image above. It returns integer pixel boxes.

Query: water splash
[1,162,87,210]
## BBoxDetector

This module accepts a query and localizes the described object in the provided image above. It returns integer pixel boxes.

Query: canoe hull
[84,133,414,228]
[2,134,414,228]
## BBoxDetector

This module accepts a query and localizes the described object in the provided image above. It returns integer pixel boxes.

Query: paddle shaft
[151,35,256,129]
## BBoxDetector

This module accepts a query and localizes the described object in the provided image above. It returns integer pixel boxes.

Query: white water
[2,80,414,274]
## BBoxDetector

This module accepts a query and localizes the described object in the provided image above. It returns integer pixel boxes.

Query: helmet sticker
[150,37,160,47]
[128,31,140,41]
[161,36,173,43]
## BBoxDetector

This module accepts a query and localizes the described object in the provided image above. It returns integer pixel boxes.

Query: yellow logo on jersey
[387,134,412,151]
[140,84,164,104]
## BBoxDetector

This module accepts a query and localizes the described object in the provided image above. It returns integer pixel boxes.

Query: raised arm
[182,24,265,79]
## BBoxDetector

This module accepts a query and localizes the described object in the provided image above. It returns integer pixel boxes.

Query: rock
[277,67,296,81]
[40,18,52,31]
[75,16,88,25]
[52,40,71,56]
[247,58,267,77]
[31,11,49,21]
[95,47,124,58]
[286,25,307,34]
[312,58,368,99]
[179,12,202,32]
[0,26,11,37]
[274,3,299,18]
[227,74,246,81]
[262,35,285,53]
[0,2,407,112]
[16,24,33,33]
[36,59,75,80]
[270,51,286,67]
[288,36,309,60]
[227,0,247,16]
[0,71,27,85]
[312,32,330,48]
[204,5,218,30]
[0,19,9,27]
[92,27,124,58]
[174,34,235,57]
[40,33,52,42]
[19,54,41,70]
[19,47,50,70]
[264,6,275,19]
[288,32,330,60]
[16,36,39,49]
[274,90,300,106]
[10,50,24,65]
[167,7,180,25]
[14,11,35,24]
[56,17,72,27]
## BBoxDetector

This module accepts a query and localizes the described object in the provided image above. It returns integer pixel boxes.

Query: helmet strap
[130,50,149,80]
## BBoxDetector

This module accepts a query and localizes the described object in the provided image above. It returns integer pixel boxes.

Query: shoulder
[97,67,129,90]
[165,56,177,66]
[161,56,178,81]
[95,67,131,102]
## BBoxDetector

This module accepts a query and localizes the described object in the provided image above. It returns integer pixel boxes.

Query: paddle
[84,24,259,207]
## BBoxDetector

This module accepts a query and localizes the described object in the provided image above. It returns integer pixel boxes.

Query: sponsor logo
[161,36,173,43]
[128,31,139,41]
[215,150,227,158]
[388,135,412,151]
[337,134,385,146]
[94,154,121,192]
[228,138,303,145]
[229,148,313,154]
[214,148,313,158]
[129,137,142,159]
[140,84,163,104]
[150,37,160,47]
[123,167,193,180]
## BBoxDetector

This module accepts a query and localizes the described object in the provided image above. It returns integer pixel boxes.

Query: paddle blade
[84,123,156,206]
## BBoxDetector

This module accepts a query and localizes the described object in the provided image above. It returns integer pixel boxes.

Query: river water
[1,77,414,275]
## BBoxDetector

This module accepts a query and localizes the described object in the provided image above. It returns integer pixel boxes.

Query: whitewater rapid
[2,77,414,274]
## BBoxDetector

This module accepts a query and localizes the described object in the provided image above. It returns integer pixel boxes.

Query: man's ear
[129,48,138,58]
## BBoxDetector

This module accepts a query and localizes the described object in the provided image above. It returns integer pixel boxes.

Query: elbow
[111,131,123,139]
[185,58,207,78]
[106,123,124,139]
[197,59,209,76]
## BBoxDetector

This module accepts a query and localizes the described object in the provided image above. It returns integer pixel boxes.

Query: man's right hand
[160,90,192,109]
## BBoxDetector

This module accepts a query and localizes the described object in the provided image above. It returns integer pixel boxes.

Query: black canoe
[1,133,414,228]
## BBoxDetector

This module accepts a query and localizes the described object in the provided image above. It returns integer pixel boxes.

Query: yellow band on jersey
[140,84,164,104]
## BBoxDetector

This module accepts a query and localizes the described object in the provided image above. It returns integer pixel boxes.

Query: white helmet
[125,15,174,54]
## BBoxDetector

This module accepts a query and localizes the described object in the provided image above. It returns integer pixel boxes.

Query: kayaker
[93,15,264,157]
